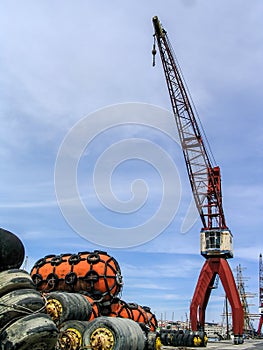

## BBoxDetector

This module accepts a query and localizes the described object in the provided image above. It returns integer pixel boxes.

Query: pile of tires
[159,328,208,347]
[47,293,160,349]
[0,228,161,349]
[58,316,147,350]
[0,229,58,349]
[30,251,160,338]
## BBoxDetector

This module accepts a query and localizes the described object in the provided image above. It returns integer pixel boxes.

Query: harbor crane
[152,16,244,344]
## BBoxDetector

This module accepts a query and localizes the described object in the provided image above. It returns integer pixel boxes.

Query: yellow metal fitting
[156,336,162,350]
[90,327,114,350]
[59,328,82,350]
[193,335,202,346]
[46,298,63,322]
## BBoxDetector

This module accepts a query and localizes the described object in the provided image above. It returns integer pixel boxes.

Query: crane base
[190,257,244,338]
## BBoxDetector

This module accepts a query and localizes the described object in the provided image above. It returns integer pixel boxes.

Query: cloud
[121,257,201,280]
[0,200,57,209]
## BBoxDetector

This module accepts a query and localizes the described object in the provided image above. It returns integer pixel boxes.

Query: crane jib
[152,16,233,259]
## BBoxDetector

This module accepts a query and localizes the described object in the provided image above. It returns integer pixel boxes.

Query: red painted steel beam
[190,258,244,336]
[258,315,263,335]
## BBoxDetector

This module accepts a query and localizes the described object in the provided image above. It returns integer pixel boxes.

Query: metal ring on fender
[87,253,100,264]
[65,272,77,285]
[127,302,138,309]
[94,250,107,255]
[68,254,81,265]
[31,273,43,287]
[116,273,123,286]
[142,306,151,312]
[84,270,99,282]
[34,257,48,268]
[50,255,63,266]
[46,273,59,288]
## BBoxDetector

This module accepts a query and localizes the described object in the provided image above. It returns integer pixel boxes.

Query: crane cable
[153,30,217,167]
[166,35,217,167]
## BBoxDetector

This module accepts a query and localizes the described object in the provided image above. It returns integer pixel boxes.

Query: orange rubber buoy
[30,250,123,302]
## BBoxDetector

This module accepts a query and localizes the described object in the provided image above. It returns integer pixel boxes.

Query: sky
[1,0,263,328]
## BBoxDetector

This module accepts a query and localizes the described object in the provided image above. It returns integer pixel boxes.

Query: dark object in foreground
[0,228,25,272]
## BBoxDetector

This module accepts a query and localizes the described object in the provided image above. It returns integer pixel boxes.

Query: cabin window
[205,231,221,250]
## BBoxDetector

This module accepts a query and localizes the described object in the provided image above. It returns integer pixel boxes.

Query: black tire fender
[0,269,35,298]
[45,291,92,325]
[0,288,44,328]
[83,316,146,350]
[0,313,58,350]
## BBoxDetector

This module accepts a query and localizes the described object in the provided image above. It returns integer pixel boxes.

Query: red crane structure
[257,253,263,335]
[152,16,244,344]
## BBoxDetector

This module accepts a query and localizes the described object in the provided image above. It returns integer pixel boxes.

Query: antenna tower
[257,254,263,335]
[236,264,254,334]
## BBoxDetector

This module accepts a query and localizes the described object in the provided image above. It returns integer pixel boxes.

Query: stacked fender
[101,298,157,332]
[0,229,59,349]
[101,297,133,318]
[0,269,58,349]
[45,291,100,325]
[83,317,146,350]
[58,316,161,350]
[142,305,158,332]
[159,328,208,347]
[0,228,162,349]
[30,250,123,303]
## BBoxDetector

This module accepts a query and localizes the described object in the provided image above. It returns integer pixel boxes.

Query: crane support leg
[198,275,216,328]
[190,258,244,342]
[258,315,263,335]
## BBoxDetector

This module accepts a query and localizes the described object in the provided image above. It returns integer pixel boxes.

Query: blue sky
[1,1,263,327]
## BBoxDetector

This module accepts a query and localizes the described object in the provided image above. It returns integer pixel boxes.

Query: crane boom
[152,16,233,259]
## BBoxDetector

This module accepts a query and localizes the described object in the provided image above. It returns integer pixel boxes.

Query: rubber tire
[170,330,179,346]
[59,319,89,333]
[198,330,208,347]
[83,316,146,350]
[187,332,196,346]
[0,269,35,297]
[182,330,190,346]
[167,330,177,346]
[46,291,92,324]
[59,320,90,349]
[147,332,157,350]
[0,288,44,328]
[0,313,58,350]
[177,330,184,346]
[160,329,168,345]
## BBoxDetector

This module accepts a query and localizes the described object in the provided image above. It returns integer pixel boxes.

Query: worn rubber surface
[83,316,146,350]
[0,269,35,298]
[46,291,92,325]
[0,313,58,350]
[0,288,44,328]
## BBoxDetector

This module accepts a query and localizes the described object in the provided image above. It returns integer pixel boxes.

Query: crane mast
[152,16,244,343]
[152,16,233,259]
